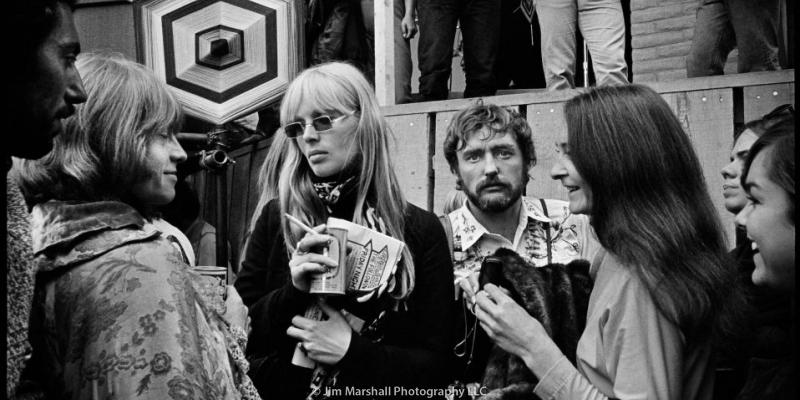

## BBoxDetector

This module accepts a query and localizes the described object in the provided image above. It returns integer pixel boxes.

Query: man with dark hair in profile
[6,0,86,395]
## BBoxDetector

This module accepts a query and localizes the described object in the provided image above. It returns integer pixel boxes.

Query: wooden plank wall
[190,70,794,268]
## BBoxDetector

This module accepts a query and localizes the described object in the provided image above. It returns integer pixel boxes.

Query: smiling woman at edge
[234,61,453,399]
[13,53,258,399]
[733,118,795,399]
[715,105,793,398]
[473,84,742,399]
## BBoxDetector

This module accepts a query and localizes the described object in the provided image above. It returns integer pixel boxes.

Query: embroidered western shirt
[446,197,597,276]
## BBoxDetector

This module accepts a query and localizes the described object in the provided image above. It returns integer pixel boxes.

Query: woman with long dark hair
[733,118,795,399]
[235,61,453,399]
[473,84,739,399]
[716,105,793,399]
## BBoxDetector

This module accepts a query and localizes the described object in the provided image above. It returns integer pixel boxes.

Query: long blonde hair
[241,132,289,260]
[275,62,415,300]
[14,52,182,216]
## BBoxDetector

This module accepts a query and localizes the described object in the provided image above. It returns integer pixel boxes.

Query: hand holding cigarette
[286,214,339,292]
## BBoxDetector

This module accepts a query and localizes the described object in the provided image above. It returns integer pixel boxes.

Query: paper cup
[309,227,347,295]
[195,264,227,283]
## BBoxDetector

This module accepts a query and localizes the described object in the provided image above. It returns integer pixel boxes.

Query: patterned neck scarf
[312,175,358,212]
[304,176,404,400]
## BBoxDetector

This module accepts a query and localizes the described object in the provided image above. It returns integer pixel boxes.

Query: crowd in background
[308,0,785,102]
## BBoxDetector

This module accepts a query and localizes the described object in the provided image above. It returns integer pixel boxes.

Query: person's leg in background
[577,0,627,86]
[417,0,460,100]
[537,0,579,90]
[394,0,414,103]
[360,0,377,73]
[460,0,501,98]
[686,0,736,77]
[360,0,412,100]
[728,0,781,73]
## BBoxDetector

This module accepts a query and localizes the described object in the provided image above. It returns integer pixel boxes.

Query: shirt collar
[449,196,553,251]
[520,197,553,224]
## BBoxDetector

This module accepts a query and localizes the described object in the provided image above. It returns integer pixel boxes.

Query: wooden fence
[191,70,794,267]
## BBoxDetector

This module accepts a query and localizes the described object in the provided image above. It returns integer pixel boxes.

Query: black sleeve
[336,205,455,389]
[234,200,313,382]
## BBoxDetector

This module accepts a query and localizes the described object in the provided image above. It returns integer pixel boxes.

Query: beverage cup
[309,227,347,295]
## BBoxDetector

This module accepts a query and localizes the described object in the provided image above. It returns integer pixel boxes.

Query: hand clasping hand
[286,299,353,365]
[288,225,338,292]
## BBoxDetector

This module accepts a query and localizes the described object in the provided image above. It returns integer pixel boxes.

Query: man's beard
[464,179,524,213]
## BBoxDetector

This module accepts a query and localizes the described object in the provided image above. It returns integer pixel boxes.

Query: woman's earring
[455,179,463,191]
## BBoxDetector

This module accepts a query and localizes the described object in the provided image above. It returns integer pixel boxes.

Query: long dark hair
[564,84,738,345]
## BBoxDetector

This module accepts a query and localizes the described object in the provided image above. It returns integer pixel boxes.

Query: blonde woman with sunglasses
[234,62,454,399]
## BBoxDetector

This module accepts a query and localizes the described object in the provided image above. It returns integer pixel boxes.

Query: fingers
[458,277,476,302]
[456,271,479,302]
[291,315,316,330]
[467,272,479,294]
[289,253,335,292]
[292,252,338,268]
[286,325,308,342]
[474,288,495,311]
[408,25,418,39]
[476,307,499,341]
[226,285,243,304]
[401,19,418,39]
[294,226,331,255]
[223,285,248,328]
[483,283,512,305]
[478,321,494,339]
[307,223,326,234]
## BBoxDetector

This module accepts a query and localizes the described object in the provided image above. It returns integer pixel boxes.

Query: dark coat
[235,193,454,399]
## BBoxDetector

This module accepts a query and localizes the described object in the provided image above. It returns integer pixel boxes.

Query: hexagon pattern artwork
[136,0,302,124]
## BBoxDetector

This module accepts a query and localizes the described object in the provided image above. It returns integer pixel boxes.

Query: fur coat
[479,248,593,400]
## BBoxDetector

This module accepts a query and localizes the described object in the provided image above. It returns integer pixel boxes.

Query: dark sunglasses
[282,112,354,138]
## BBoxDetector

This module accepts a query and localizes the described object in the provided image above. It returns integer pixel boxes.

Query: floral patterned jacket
[26,200,259,400]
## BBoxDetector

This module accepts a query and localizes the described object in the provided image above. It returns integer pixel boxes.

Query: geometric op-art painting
[135,0,302,124]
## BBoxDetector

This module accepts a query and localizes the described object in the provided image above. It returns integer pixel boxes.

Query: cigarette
[285,213,329,257]
[285,213,318,235]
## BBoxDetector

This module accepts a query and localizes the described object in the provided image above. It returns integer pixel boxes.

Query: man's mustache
[477,179,510,191]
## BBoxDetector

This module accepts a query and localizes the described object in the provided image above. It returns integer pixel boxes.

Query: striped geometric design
[136,0,303,124]
[195,25,245,70]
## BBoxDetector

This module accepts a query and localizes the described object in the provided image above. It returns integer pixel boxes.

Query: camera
[478,256,505,290]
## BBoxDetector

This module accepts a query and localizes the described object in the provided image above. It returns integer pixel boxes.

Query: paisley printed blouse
[26,200,259,400]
